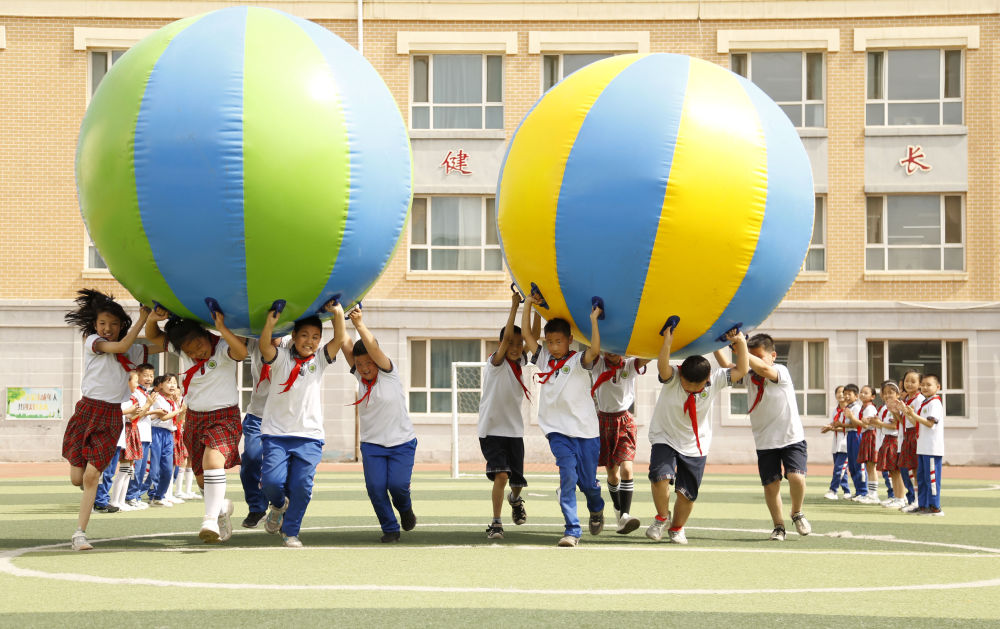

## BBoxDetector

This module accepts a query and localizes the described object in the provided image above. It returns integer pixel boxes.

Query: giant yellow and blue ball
[497,53,814,358]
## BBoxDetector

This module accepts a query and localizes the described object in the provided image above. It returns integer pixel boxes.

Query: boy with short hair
[646,325,748,544]
[478,291,532,539]
[821,385,851,500]
[840,384,871,503]
[521,294,604,547]
[125,363,165,508]
[716,333,810,541]
[899,374,945,516]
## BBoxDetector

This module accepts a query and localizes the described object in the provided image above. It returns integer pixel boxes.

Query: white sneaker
[265,497,289,535]
[823,491,838,500]
[71,530,93,551]
[842,492,852,500]
[889,498,907,510]
[616,513,641,535]
[150,499,173,507]
[901,502,921,513]
[880,498,896,507]
[169,496,185,504]
[792,512,811,536]
[645,517,668,541]
[217,499,234,542]
[199,518,221,543]
[282,534,304,548]
[667,528,688,545]
[112,501,134,512]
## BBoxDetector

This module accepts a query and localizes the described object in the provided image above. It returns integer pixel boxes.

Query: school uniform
[827,406,850,494]
[648,365,730,502]
[844,400,867,497]
[915,395,944,510]
[241,338,280,514]
[875,405,900,473]
[477,352,530,488]
[62,334,147,472]
[743,364,807,486]
[146,395,176,500]
[898,393,924,504]
[355,362,418,535]
[177,335,242,476]
[96,387,147,506]
[532,347,603,539]
[127,387,156,502]
[260,345,336,537]
[592,356,644,468]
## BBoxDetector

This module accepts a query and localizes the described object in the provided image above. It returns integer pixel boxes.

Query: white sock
[111,470,129,507]
[202,469,226,519]
[165,475,174,500]
[184,468,195,494]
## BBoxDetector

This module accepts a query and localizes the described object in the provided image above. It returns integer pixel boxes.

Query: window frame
[408,338,497,416]
[408,196,503,274]
[541,52,616,92]
[802,195,826,273]
[864,194,965,272]
[727,339,828,419]
[866,339,966,418]
[865,48,964,127]
[730,50,826,128]
[410,53,504,131]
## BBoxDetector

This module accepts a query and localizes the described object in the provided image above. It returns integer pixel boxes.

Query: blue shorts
[648,443,706,502]
[756,440,808,486]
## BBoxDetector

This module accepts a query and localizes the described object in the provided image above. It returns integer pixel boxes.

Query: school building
[1,0,997,465]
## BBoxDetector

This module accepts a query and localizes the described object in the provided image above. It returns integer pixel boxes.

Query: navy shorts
[647,443,706,502]
[479,436,527,488]
[756,440,808,486]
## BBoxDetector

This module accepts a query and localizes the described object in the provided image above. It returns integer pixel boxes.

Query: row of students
[823,373,945,515]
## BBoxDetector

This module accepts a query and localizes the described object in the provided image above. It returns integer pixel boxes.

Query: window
[803,196,825,272]
[411,54,503,129]
[542,53,612,91]
[865,195,964,271]
[85,49,126,270]
[730,340,826,416]
[867,340,965,416]
[409,339,495,413]
[731,51,824,128]
[409,197,502,272]
[866,49,962,126]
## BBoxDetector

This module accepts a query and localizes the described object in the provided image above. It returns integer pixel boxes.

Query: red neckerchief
[536,351,576,384]
[507,357,530,400]
[590,358,625,397]
[351,372,377,406]
[903,394,921,437]
[181,336,220,395]
[919,395,941,412]
[858,402,874,433]
[279,353,315,394]
[114,353,135,373]
[747,373,766,414]
[257,364,271,391]
[683,387,706,456]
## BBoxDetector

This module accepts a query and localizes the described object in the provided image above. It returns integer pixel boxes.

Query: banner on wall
[5,387,62,420]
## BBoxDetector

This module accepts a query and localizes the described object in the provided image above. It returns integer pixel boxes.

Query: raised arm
[323,300,347,359]
[713,348,735,369]
[94,305,152,355]
[493,291,521,366]
[747,353,779,382]
[582,303,602,368]
[521,294,541,356]
[144,306,170,352]
[212,310,248,361]
[842,404,864,428]
[727,330,750,383]
[349,306,391,371]
[259,308,279,363]
[657,324,674,381]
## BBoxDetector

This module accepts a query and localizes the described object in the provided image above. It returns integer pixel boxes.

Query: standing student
[147,374,182,506]
[62,290,160,550]
[715,333,810,541]
[645,325,748,545]
[478,291,532,540]
[108,371,158,512]
[342,305,418,543]
[146,307,248,543]
[855,385,881,504]
[125,363,161,507]
[839,384,869,502]
[899,374,945,516]
[872,380,906,509]
[521,294,605,547]
[821,386,851,500]
[897,370,924,512]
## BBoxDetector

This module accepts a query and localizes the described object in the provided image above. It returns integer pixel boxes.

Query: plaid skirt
[857,430,877,463]
[173,427,188,466]
[123,421,142,461]
[62,397,121,472]
[876,435,899,472]
[598,410,637,468]
[898,428,919,470]
[184,405,241,476]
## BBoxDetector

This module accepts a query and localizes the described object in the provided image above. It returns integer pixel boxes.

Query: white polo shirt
[150,393,175,431]
[915,395,944,456]
[899,393,925,453]
[116,388,144,449]
[261,346,336,441]
[477,353,529,439]
[649,365,730,458]
[860,402,877,438]
[175,336,239,412]
[878,404,898,438]
[134,386,153,442]
[80,334,149,404]
[354,363,416,448]
[829,406,847,454]
[532,348,599,439]
[742,364,804,450]
[592,356,645,414]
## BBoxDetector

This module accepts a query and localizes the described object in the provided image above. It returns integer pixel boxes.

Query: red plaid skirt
[184,405,241,476]
[123,421,142,461]
[898,428,919,470]
[598,410,637,467]
[876,435,898,471]
[173,427,188,466]
[61,397,121,472]
[857,430,877,463]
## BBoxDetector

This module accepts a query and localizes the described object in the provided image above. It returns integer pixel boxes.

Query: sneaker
[92,504,111,513]
[791,512,811,536]
[169,496,185,504]
[901,502,921,513]
[645,517,668,541]
[71,530,93,551]
[770,525,786,541]
[242,511,267,528]
[588,511,604,535]
[823,491,838,500]
[217,499,234,542]
[616,513,641,535]
[507,492,527,525]
[150,499,173,507]
[113,501,134,512]
[926,507,945,517]
[381,531,400,543]
[486,523,504,539]
[667,528,688,545]
[400,509,417,532]
[910,507,929,515]
[199,518,221,543]
[557,535,579,547]
[880,498,896,507]
[282,534,303,548]
[860,494,880,505]
[264,498,289,535]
